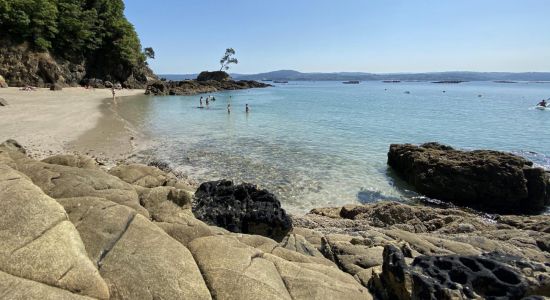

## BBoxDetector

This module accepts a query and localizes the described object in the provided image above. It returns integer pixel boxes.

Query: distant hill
[162,70,550,82]
[229,70,550,82]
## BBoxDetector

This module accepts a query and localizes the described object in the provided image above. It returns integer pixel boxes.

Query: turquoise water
[120,81,550,213]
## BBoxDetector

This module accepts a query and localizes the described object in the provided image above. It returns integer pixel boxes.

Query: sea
[118,81,550,214]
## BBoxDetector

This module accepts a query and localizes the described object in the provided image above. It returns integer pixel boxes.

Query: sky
[124,0,550,74]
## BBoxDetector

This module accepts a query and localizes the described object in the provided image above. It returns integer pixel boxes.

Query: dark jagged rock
[193,180,292,240]
[196,71,231,82]
[0,98,7,106]
[387,143,550,214]
[49,83,62,91]
[371,245,530,300]
[145,79,271,96]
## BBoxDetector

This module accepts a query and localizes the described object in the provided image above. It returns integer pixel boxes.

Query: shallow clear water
[119,81,550,213]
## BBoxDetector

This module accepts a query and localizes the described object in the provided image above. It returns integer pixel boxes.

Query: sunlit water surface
[118,81,550,213]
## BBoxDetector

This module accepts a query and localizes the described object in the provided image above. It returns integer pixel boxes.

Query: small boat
[343,81,360,84]
[274,81,288,83]
[536,105,547,110]
[404,91,411,94]
[382,80,400,83]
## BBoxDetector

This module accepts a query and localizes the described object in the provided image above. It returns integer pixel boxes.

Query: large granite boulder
[42,154,99,169]
[9,156,149,217]
[0,165,109,299]
[0,270,93,300]
[188,235,371,300]
[108,163,184,189]
[0,75,7,88]
[196,70,231,81]
[58,197,212,300]
[387,143,550,214]
[193,180,292,240]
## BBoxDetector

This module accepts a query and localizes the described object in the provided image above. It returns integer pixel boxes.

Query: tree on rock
[219,48,238,71]
[144,47,155,59]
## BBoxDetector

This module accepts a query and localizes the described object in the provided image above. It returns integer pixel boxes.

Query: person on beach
[245,104,250,113]
[537,99,547,107]
[227,103,231,114]
[200,97,203,107]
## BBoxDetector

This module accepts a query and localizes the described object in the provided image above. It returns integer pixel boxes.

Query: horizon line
[157,70,550,75]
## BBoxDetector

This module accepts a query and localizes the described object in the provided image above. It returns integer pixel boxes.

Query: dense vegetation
[0,0,148,79]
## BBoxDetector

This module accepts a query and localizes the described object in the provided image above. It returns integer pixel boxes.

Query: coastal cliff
[0,0,156,88]
[1,139,549,299]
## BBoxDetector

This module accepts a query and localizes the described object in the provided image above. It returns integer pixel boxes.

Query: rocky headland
[145,71,271,96]
[1,138,549,299]
[388,142,550,214]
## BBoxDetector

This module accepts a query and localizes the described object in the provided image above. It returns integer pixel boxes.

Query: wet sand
[0,87,144,161]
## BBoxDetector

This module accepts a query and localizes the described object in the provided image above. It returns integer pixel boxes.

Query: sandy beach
[0,87,144,161]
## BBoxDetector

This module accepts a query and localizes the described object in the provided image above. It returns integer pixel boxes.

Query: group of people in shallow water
[199,95,250,114]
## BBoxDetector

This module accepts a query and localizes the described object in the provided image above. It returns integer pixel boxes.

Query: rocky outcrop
[0,98,7,106]
[193,180,293,240]
[292,201,550,298]
[196,71,231,81]
[0,140,373,299]
[145,79,271,96]
[387,143,550,214]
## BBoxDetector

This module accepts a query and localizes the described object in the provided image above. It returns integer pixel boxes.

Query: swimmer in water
[245,104,250,113]
[227,103,231,113]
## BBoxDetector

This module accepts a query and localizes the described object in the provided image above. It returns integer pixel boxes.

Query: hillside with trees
[0,0,156,87]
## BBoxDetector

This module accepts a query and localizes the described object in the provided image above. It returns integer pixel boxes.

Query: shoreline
[0,87,145,161]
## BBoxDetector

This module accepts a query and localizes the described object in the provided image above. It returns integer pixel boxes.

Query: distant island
[163,70,550,82]
[432,80,466,84]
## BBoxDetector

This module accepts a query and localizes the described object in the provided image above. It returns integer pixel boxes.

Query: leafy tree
[219,48,238,71]
[144,47,155,59]
[0,0,149,81]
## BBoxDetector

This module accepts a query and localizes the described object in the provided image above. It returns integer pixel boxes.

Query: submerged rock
[193,180,292,240]
[0,98,7,106]
[387,143,550,214]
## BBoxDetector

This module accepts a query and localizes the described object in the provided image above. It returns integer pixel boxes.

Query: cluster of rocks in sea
[1,138,549,299]
[145,71,271,96]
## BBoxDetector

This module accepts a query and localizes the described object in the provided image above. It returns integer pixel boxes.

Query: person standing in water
[245,104,250,113]
[205,97,210,107]
[111,87,116,104]
[199,97,203,107]
[227,103,231,114]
